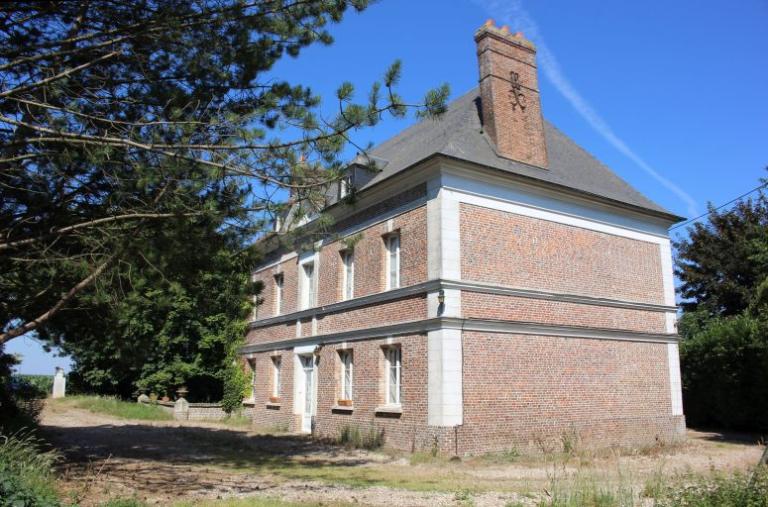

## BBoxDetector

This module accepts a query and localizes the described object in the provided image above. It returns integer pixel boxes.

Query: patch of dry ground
[41,400,763,506]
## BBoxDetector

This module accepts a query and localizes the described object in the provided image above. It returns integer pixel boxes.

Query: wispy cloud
[472,0,699,217]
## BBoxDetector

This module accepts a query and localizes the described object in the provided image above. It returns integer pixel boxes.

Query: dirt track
[41,401,764,506]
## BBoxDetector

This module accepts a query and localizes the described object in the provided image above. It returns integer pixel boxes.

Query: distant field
[12,374,54,398]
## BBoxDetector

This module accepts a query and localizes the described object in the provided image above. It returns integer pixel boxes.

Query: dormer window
[339,175,351,199]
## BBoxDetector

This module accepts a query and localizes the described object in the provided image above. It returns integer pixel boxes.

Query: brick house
[240,21,685,455]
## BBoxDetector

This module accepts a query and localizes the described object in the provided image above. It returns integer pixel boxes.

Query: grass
[0,429,61,507]
[337,423,384,449]
[218,414,252,428]
[97,497,356,507]
[173,498,357,507]
[52,395,173,421]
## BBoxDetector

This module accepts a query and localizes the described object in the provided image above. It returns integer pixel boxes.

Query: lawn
[50,395,173,421]
[38,400,767,506]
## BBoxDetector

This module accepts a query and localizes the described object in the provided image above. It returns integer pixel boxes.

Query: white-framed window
[385,346,401,405]
[339,350,353,401]
[248,359,257,399]
[272,356,281,397]
[300,261,315,309]
[341,250,354,301]
[385,234,400,290]
[274,273,284,315]
[251,272,259,320]
[339,176,351,199]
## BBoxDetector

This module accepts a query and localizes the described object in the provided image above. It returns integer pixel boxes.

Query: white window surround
[299,258,317,310]
[272,356,281,398]
[385,233,400,290]
[339,350,353,401]
[341,250,354,301]
[385,346,402,406]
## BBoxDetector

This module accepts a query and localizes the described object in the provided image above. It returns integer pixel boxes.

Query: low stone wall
[140,398,254,422]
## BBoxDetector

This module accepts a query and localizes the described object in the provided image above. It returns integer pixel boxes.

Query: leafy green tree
[0,0,448,347]
[675,181,768,318]
[60,217,256,400]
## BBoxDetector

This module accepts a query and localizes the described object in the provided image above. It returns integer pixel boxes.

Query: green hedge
[680,314,768,432]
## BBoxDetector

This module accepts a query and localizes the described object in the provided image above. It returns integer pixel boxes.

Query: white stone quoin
[52,367,66,398]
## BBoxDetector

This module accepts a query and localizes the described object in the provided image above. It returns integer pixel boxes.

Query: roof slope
[358,88,674,217]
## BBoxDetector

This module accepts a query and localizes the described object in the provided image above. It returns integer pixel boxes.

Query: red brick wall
[316,295,426,335]
[252,257,298,318]
[245,321,296,346]
[462,292,667,334]
[458,331,684,453]
[245,295,427,346]
[311,334,437,452]
[460,203,665,304]
[247,349,295,432]
[316,203,428,304]
[251,201,427,321]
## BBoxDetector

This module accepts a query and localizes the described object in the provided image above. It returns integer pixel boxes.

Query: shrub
[338,424,384,450]
[680,314,768,431]
[0,430,60,507]
[221,360,247,414]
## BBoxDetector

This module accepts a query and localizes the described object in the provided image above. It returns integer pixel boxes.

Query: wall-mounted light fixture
[437,289,446,306]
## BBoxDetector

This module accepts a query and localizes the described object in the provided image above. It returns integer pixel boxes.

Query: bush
[680,314,768,431]
[338,424,384,450]
[0,430,60,507]
[220,359,247,414]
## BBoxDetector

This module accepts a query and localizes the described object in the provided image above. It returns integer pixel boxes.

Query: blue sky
[8,0,767,374]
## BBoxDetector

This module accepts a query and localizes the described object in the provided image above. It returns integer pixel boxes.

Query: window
[339,350,353,401]
[385,347,401,405]
[385,234,400,290]
[341,250,354,301]
[301,261,315,309]
[274,274,284,315]
[271,356,281,398]
[339,176,351,199]
[251,273,259,320]
[248,359,257,400]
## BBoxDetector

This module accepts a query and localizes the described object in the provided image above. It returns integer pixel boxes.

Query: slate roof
[352,88,679,220]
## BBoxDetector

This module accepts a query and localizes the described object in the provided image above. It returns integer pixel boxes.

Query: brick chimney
[475,20,548,168]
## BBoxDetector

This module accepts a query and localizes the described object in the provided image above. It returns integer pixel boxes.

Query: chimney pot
[484,18,494,27]
[501,25,510,33]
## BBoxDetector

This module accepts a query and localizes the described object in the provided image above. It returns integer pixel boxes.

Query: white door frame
[297,353,316,434]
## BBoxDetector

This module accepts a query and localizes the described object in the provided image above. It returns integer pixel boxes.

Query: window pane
[387,236,400,289]
[343,252,354,300]
[273,358,281,397]
[388,348,400,404]
[341,351,353,400]
[303,263,314,308]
